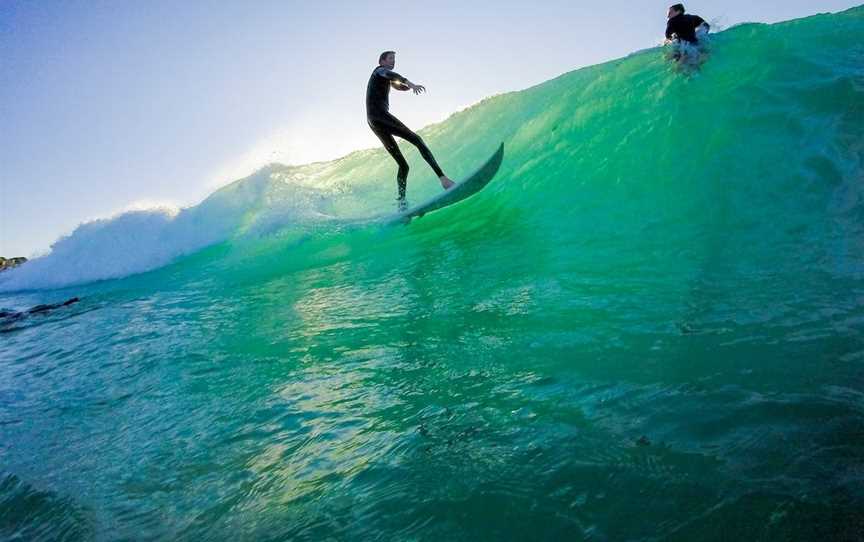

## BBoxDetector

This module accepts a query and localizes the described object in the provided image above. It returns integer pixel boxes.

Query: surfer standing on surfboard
[366,51,454,210]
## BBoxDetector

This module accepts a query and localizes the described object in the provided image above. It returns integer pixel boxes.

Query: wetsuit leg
[370,124,409,200]
[374,115,445,178]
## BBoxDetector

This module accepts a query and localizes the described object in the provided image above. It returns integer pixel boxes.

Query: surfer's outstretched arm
[393,79,426,95]
[375,67,426,94]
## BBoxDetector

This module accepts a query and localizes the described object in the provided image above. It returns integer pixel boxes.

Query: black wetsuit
[665,13,709,44]
[366,66,444,200]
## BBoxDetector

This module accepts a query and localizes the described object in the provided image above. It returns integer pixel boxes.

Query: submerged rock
[28,297,80,315]
[0,297,80,321]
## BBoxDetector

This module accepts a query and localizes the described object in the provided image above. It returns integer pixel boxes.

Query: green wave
[203,6,863,286]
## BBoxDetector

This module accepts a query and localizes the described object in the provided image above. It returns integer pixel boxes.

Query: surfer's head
[379,51,396,70]
[668,4,685,18]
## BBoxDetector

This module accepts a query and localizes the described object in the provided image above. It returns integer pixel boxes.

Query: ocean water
[2,7,863,541]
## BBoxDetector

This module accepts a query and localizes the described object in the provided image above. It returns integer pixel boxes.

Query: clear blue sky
[2,1,860,257]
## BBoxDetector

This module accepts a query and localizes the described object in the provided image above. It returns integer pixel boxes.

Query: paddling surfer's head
[668,4,685,18]
[379,51,396,70]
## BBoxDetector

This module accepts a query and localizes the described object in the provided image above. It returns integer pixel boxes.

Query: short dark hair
[379,50,395,63]
[670,4,685,13]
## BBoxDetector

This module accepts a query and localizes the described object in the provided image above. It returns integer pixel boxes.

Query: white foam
[0,166,338,292]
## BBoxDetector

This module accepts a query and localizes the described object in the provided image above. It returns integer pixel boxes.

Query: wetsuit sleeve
[665,21,675,40]
[375,67,408,85]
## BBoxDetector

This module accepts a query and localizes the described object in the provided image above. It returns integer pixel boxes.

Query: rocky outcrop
[0,297,80,321]
[0,256,27,272]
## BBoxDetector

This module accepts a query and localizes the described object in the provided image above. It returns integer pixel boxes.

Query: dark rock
[28,304,52,314]
[26,297,79,315]
[0,256,28,272]
[1,297,80,321]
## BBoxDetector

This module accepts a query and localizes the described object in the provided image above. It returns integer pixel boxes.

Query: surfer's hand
[411,84,426,95]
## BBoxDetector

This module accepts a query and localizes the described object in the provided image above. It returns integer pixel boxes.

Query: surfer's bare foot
[439,176,455,190]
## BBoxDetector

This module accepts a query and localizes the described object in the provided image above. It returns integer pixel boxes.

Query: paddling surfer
[665,4,710,45]
[366,51,454,209]
[664,4,711,66]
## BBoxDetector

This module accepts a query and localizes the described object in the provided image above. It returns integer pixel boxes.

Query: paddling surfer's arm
[376,67,426,94]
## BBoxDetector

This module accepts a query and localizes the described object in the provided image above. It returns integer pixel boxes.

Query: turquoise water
[2,8,864,540]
